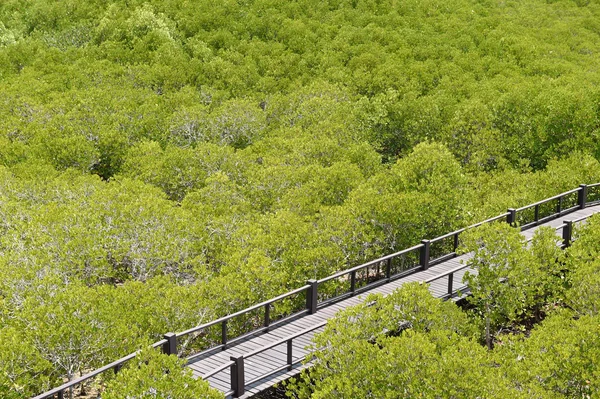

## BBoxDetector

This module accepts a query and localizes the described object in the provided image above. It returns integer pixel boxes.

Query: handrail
[31,182,599,399]
[201,361,235,380]
[424,212,597,303]
[424,263,470,284]
[570,214,590,224]
[515,187,580,212]
[31,353,137,399]
[318,244,423,284]
[177,284,311,337]
[224,321,328,396]
[430,212,509,243]
[30,339,168,399]
[427,213,578,284]
[245,321,327,359]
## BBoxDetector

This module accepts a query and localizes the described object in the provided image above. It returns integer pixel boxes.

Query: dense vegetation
[1,0,600,396]
[290,218,600,398]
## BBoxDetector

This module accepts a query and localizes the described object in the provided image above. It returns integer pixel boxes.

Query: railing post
[386,258,392,281]
[534,204,540,222]
[350,271,356,294]
[557,196,563,214]
[263,303,270,331]
[579,184,588,209]
[287,339,293,371]
[562,220,573,248]
[448,273,454,297]
[221,320,228,350]
[57,391,64,399]
[507,208,516,225]
[162,333,177,356]
[306,279,318,315]
[230,355,245,398]
[420,240,430,270]
[453,233,459,252]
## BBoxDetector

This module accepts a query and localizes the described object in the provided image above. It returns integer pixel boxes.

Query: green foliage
[460,223,566,348]
[17,281,140,382]
[324,282,475,339]
[120,141,243,201]
[0,327,54,398]
[464,153,600,221]
[529,226,568,309]
[497,310,600,398]
[330,142,467,258]
[301,330,525,399]
[291,283,519,399]
[565,214,600,315]
[102,347,222,399]
[2,0,600,396]
[0,0,599,169]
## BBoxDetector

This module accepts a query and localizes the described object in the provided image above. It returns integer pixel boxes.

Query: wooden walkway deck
[30,184,600,399]
[187,204,600,398]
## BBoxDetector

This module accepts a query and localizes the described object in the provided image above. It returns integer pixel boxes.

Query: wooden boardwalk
[30,184,600,399]
[187,204,600,398]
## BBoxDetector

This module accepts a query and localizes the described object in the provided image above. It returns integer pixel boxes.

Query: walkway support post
[230,356,245,398]
[579,184,588,209]
[306,279,318,314]
[162,333,177,356]
[507,208,516,225]
[562,220,573,248]
[420,240,430,270]
[287,339,293,371]
[264,303,271,330]
[386,258,392,281]
[221,320,228,350]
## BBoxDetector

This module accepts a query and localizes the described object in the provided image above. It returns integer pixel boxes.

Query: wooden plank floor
[187,205,600,398]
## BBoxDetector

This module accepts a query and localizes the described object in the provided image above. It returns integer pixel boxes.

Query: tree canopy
[1,0,600,396]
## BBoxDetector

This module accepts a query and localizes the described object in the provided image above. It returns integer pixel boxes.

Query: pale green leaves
[296,283,516,399]
[0,22,17,47]
[103,347,222,399]
[460,223,566,347]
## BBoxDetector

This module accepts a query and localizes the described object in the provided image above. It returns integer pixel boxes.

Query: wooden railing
[180,284,312,359]
[223,210,594,398]
[223,321,328,397]
[221,210,597,398]
[31,183,600,399]
[30,339,168,399]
